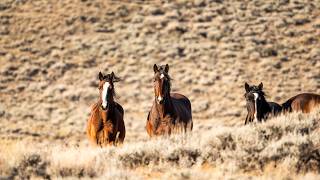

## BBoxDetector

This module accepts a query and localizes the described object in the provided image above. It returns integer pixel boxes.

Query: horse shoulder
[146,113,153,137]
[87,103,102,143]
[146,104,157,136]
[148,103,159,121]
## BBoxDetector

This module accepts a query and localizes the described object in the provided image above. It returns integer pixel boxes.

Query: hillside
[0,0,320,178]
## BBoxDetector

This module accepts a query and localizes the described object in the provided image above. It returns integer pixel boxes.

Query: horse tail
[282,98,294,113]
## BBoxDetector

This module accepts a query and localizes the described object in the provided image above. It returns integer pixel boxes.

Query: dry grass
[1,0,320,179]
[1,110,320,179]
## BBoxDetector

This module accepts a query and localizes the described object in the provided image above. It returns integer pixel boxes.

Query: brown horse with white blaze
[86,72,125,146]
[282,93,320,113]
[146,64,193,137]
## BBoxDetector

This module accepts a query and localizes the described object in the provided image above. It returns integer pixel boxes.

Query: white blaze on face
[101,82,110,108]
[156,73,165,103]
[253,93,259,122]
[157,96,163,103]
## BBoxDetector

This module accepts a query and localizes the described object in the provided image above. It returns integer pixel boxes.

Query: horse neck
[155,94,175,118]
[98,98,116,122]
[257,97,272,119]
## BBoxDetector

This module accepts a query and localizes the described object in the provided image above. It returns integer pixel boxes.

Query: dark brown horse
[86,72,125,146]
[282,93,320,113]
[244,82,282,125]
[146,64,193,136]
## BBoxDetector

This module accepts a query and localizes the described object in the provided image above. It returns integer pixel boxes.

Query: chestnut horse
[146,64,193,136]
[86,72,125,146]
[244,82,282,125]
[282,93,320,113]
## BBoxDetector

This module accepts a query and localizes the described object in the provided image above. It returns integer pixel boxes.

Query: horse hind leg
[189,121,193,131]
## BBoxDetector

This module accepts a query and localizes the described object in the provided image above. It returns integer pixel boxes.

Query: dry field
[1,111,320,179]
[0,0,320,179]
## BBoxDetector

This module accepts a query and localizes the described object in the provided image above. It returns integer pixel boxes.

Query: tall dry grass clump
[1,110,320,179]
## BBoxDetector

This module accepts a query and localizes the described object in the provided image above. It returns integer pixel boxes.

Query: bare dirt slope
[0,0,320,145]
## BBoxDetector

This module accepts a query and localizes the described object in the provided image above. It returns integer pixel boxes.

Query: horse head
[153,64,171,104]
[98,71,121,110]
[244,82,267,122]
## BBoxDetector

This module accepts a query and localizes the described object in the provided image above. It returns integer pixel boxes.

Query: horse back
[268,102,282,115]
[283,93,320,113]
[171,93,192,123]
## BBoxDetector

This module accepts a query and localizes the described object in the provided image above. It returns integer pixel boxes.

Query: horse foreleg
[245,114,249,125]
[117,128,125,145]
[146,120,153,137]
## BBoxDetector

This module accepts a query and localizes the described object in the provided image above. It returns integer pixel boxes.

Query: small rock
[260,48,278,57]
[273,62,282,69]
[150,7,165,16]
[295,18,310,26]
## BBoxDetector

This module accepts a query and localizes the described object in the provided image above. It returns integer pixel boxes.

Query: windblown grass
[1,110,320,179]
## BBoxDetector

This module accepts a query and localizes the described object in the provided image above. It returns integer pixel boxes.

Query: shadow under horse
[86,72,125,146]
[244,82,282,125]
[146,64,193,136]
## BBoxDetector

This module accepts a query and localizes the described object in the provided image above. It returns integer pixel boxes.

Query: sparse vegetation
[1,110,320,179]
[1,0,320,179]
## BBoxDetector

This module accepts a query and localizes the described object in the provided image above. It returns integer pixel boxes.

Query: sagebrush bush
[1,110,320,179]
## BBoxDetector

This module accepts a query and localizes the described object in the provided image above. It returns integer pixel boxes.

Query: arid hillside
[0,0,320,151]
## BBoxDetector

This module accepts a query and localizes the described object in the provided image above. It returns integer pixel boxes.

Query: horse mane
[258,90,267,100]
[110,74,122,98]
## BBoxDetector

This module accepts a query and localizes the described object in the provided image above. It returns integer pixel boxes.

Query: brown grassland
[0,0,320,179]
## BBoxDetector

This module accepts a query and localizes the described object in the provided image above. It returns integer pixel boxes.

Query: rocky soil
[0,0,319,145]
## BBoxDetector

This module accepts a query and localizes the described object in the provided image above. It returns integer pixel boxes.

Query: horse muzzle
[101,104,109,110]
[157,96,164,104]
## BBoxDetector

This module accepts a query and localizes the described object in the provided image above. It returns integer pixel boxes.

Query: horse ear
[111,71,121,82]
[245,82,250,92]
[164,64,169,73]
[153,64,159,73]
[258,82,263,90]
[98,72,104,81]
[111,71,115,80]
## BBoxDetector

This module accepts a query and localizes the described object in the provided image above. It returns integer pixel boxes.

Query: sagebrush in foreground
[1,110,320,179]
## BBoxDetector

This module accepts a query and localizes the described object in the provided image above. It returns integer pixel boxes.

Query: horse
[244,82,282,125]
[86,71,125,147]
[282,93,320,113]
[146,64,193,137]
